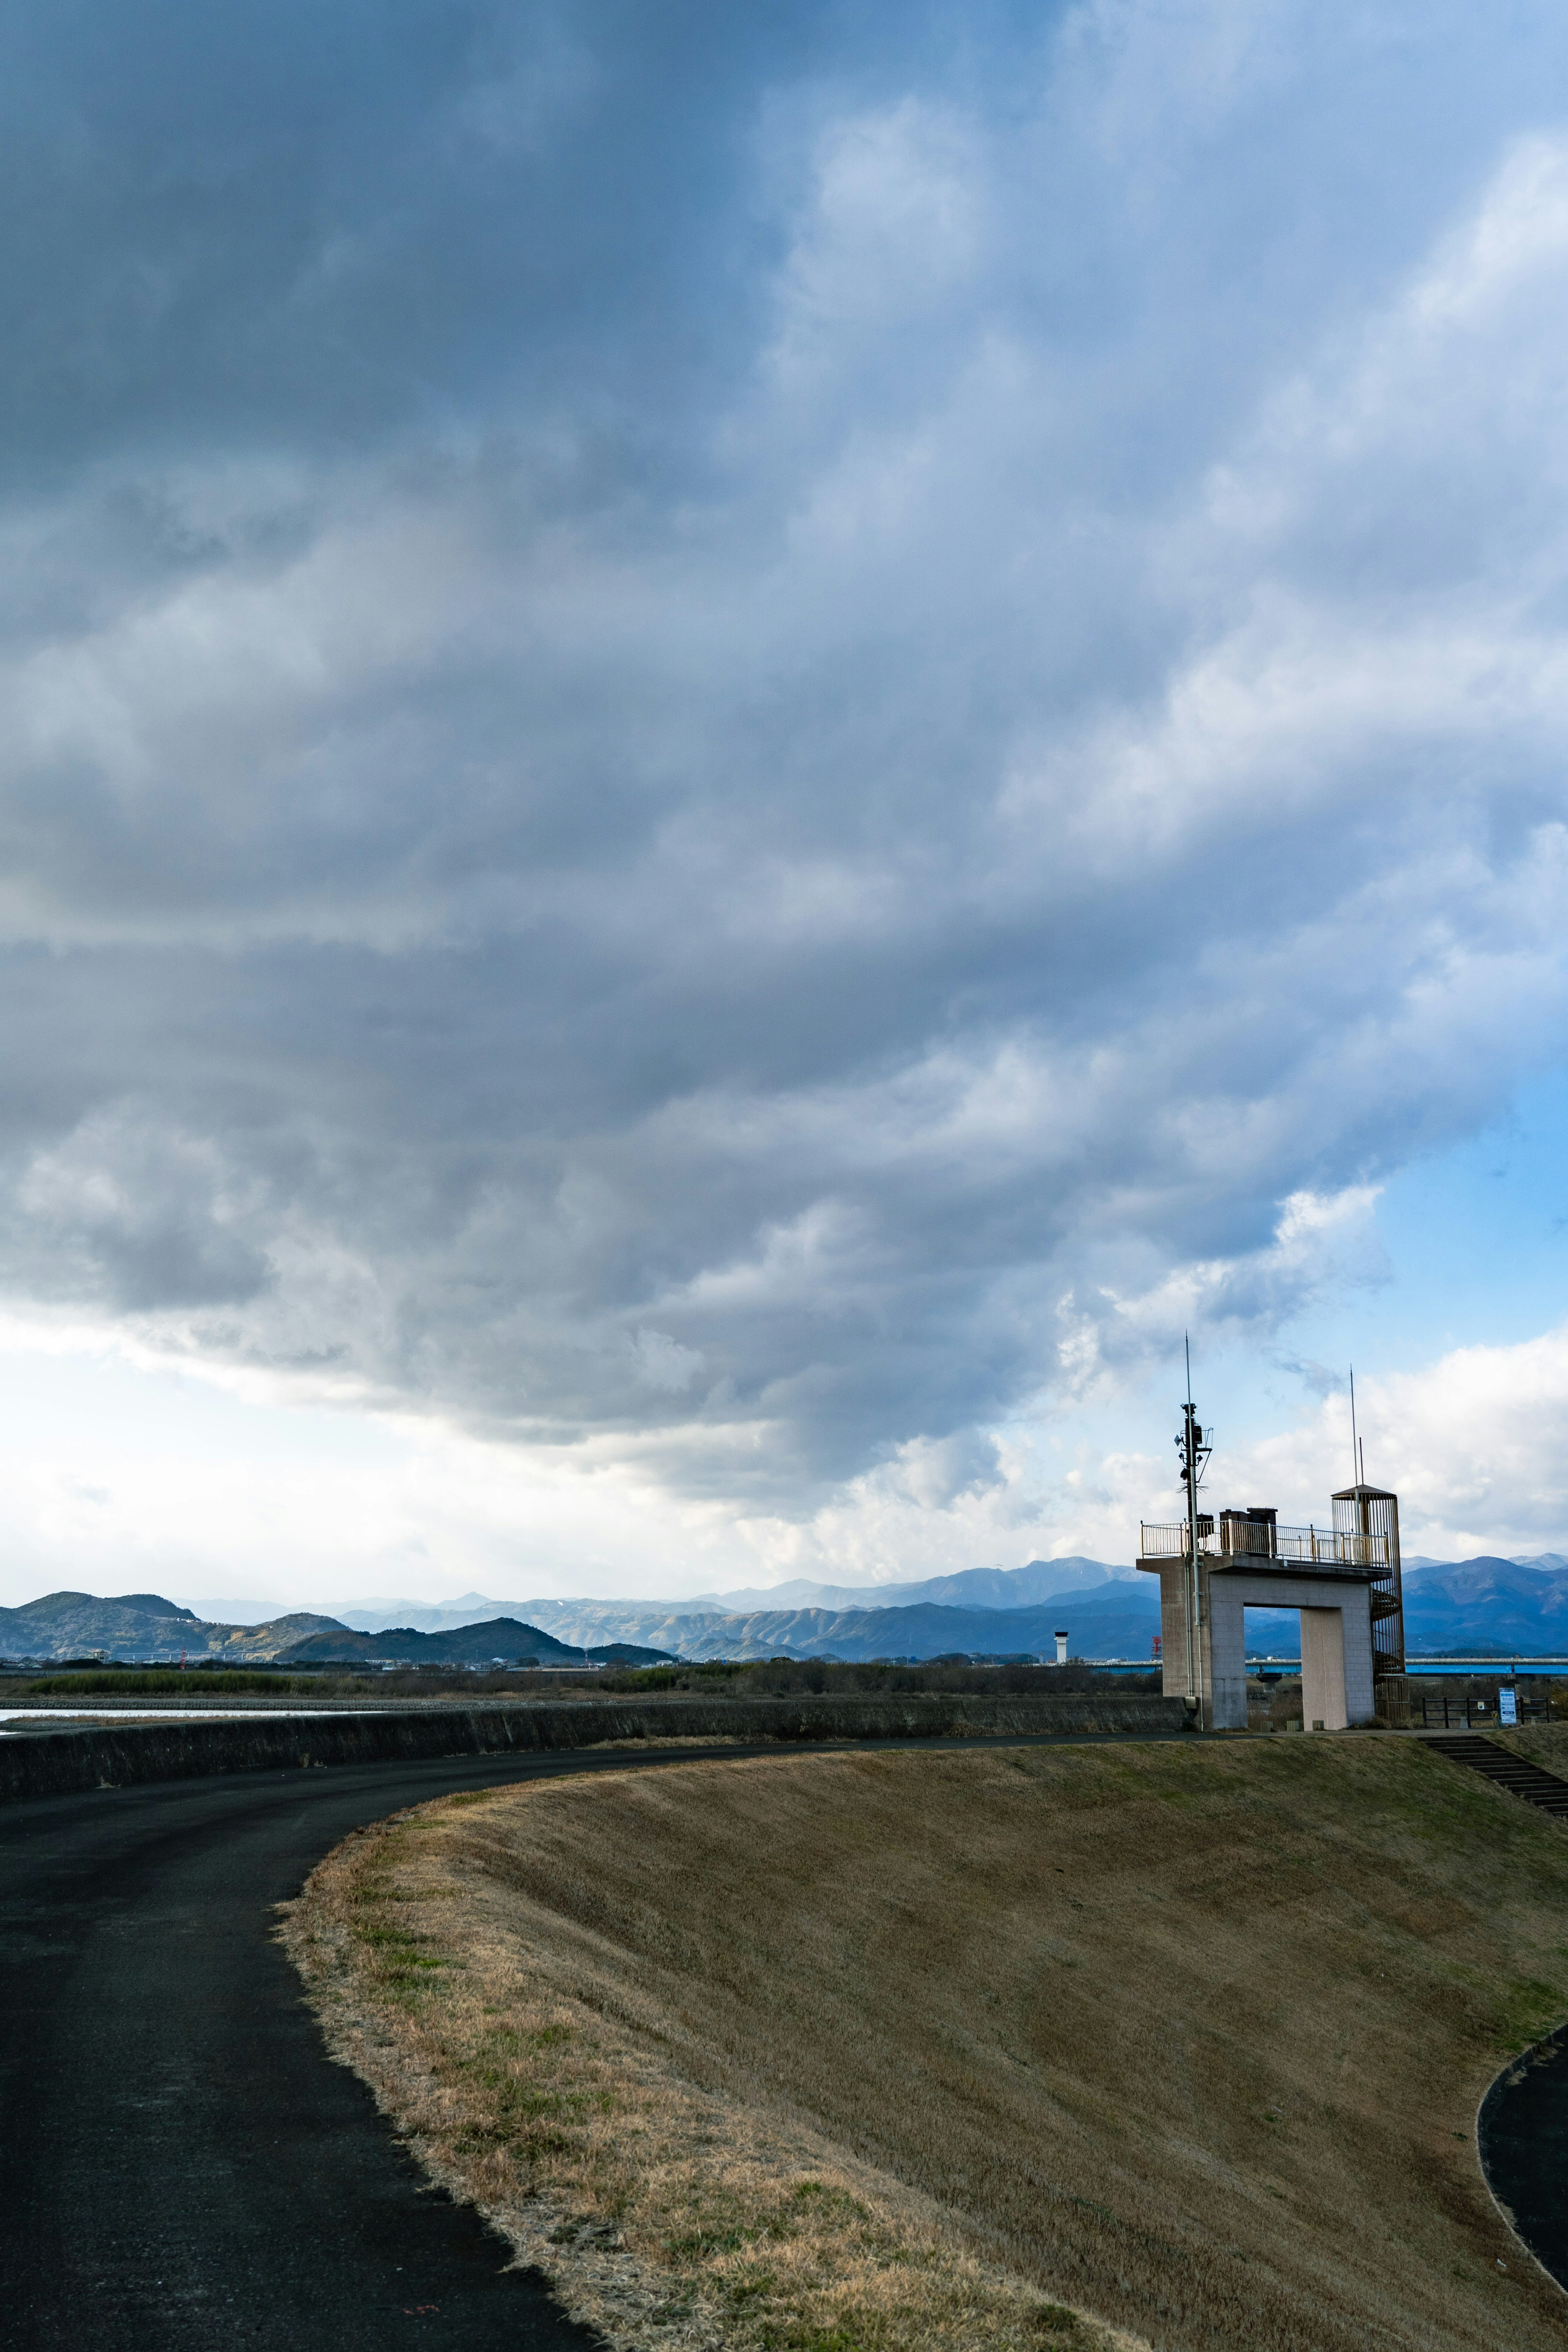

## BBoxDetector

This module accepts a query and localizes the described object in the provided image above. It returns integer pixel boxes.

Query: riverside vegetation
[17,1659,1155,1702]
[284,1740,1568,2352]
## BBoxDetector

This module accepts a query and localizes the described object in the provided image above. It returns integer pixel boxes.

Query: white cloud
[1230,1325,1568,1557]
[1412,131,1568,332]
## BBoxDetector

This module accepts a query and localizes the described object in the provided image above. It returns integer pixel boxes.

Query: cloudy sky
[4,0,1568,1608]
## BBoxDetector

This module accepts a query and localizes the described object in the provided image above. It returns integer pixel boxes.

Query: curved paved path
[0,1730,1194,2349]
[0,1746,776,2351]
[1480,2027,1568,2291]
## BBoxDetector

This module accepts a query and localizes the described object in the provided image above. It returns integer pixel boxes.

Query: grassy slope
[1499,1724,1568,1771]
[287,1740,1568,2352]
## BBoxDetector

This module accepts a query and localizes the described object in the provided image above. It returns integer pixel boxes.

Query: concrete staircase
[1421,1734,1568,1819]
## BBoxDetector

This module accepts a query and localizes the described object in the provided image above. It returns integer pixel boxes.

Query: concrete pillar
[1300,1607,1347,1729]
[1155,1563,1194,1700]
[1203,1579,1248,1730]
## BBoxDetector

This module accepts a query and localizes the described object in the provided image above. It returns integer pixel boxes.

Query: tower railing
[1139,1520,1388,1568]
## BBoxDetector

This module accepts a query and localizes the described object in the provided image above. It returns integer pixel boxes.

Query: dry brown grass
[1497,1724,1568,1771]
[283,1739,1568,2352]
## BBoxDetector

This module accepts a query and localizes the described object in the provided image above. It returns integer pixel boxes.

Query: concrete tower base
[1142,1556,1376,1731]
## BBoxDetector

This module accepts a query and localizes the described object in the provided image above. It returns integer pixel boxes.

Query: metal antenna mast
[1176,1335,1212,1726]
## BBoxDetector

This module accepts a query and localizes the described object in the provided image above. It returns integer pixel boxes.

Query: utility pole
[1176,1336,1212,1727]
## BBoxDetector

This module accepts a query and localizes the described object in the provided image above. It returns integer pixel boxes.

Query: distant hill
[0,1590,349,1664]
[276,1617,676,1668]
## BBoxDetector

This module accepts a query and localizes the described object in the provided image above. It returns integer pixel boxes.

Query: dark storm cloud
[0,0,1052,478]
[3,0,1568,1506]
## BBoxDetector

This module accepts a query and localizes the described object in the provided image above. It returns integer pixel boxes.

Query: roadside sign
[1499,1687,1518,1726]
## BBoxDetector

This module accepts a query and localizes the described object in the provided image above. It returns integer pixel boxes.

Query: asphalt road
[1480,2027,1568,2292]
[0,1723,1267,2350]
[0,1745,782,2352]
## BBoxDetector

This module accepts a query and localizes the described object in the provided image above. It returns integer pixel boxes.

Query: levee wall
[0,1691,1188,1803]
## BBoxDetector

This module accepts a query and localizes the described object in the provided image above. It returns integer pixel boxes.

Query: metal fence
[1370,1692,1552,1729]
[1408,1693,1551,1729]
[1140,1519,1389,1568]
[1139,1521,1189,1557]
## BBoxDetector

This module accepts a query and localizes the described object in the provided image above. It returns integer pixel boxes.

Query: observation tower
[1136,1377,1405,1731]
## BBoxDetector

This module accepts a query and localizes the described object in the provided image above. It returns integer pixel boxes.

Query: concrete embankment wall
[0,1691,1188,1802]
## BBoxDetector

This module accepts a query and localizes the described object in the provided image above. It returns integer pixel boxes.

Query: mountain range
[0,1592,674,1668]
[497,1587,1163,1665]
[1401,1558,1568,1652]
[0,1568,1155,1667]
[325,1557,1136,1641]
[0,1581,1155,1666]
[8,1551,1568,1668]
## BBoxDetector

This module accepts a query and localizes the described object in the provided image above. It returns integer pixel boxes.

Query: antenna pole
[1178,1334,1210,1728]
[1186,1338,1196,1715]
